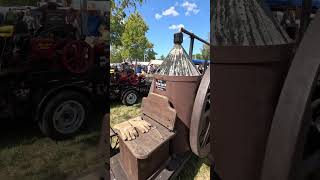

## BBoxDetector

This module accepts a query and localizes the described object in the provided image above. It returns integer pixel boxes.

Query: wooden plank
[142,93,176,130]
[123,116,175,159]
[110,154,128,180]
[152,152,192,180]
[110,152,192,180]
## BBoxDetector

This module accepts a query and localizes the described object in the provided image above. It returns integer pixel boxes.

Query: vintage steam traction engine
[0,3,108,140]
[109,29,210,180]
[0,3,107,74]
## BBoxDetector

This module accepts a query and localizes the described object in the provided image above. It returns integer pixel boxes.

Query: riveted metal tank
[151,33,201,154]
[211,44,294,180]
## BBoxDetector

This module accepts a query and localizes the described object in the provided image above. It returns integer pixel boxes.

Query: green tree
[192,53,203,59]
[201,34,210,60]
[201,44,210,60]
[111,0,144,47]
[120,12,154,61]
[145,42,157,61]
[160,55,165,60]
[111,47,124,63]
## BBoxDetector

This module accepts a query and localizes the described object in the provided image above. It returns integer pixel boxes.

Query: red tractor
[0,3,109,139]
[0,3,108,74]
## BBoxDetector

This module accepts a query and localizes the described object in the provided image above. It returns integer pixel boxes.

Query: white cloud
[168,24,185,30]
[155,13,162,20]
[154,5,180,20]
[162,6,179,17]
[174,2,179,6]
[182,1,200,16]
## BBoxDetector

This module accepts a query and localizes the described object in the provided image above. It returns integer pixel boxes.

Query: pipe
[179,27,210,46]
[189,37,194,60]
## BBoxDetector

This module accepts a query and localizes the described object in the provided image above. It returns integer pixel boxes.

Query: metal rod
[189,37,194,60]
[180,27,210,46]
[180,27,210,73]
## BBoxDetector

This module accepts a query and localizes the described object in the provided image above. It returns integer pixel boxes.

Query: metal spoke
[190,68,210,157]
[200,121,210,148]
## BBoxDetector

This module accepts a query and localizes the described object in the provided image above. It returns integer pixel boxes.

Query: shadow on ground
[0,103,107,180]
[175,155,210,180]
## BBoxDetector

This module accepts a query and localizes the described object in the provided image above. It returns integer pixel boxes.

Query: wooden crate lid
[141,92,176,131]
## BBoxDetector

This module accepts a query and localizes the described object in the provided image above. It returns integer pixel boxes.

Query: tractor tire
[121,89,138,106]
[38,91,92,140]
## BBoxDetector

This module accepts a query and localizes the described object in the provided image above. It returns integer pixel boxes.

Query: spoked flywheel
[261,13,320,180]
[190,68,210,158]
[62,40,94,74]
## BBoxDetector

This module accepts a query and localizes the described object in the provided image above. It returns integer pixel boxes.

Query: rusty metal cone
[156,44,200,76]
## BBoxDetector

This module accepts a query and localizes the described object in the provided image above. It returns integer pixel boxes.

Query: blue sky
[126,0,210,59]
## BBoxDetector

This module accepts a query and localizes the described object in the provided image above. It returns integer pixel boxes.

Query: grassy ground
[0,113,104,180]
[110,101,210,180]
[0,100,210,180]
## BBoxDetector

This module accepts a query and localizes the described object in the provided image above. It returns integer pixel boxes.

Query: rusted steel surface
[212,44,294,63]
[152,75,201,128]
[153,74,201,154]
[261,12,320,180]
[211,44,293,180]
[190,68,210,158]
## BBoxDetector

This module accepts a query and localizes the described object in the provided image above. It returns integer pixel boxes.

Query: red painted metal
[62,40,94,74]
[30,38,56,60]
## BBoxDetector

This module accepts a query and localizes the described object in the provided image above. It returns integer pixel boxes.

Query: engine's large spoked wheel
[62,40,94,74]
[190,68,210,158]
[261,13,320,180]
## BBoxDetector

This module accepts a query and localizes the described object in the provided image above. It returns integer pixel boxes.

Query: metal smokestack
[174,32,183,44]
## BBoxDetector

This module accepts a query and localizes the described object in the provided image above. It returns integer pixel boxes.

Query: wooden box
[118,117,175,180]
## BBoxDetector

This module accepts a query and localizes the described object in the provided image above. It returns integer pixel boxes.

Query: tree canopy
[110,1,156,63]
[111,47,123,63]
[120,12,156,61]
[160,55,165,60]
[145,42,157,60]
[111,0,144,47]
[110,0,157,62]
[201,43,210,60]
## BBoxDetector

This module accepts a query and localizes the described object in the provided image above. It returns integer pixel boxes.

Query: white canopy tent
[148,59,163,66]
